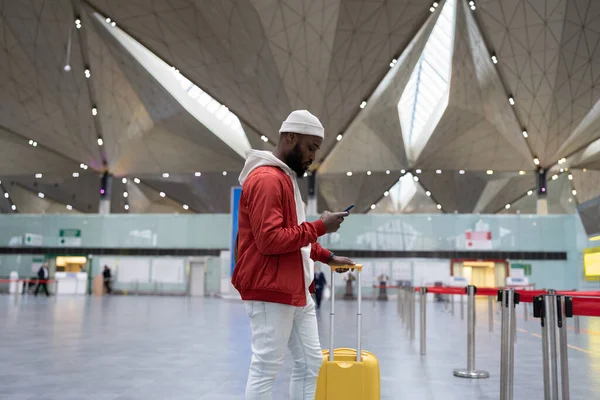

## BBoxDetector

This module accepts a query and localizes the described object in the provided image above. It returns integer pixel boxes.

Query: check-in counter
[54,272,88,295]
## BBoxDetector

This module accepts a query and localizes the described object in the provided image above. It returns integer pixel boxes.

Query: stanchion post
[454,285,488,379]
[451,291,455,316]
[558,296,571,400]
[523,301,528,321]
[574,316,580,335]
[488,296,493,333]
[419,287,427,356]
[499,289,519,400]
[460,292,464,320]
[410,287,415,341]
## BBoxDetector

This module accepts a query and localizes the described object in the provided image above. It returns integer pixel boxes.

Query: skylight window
[93,12,252,158]
[398,0,456,147]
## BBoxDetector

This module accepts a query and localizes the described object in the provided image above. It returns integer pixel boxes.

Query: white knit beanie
[279,110,324,138]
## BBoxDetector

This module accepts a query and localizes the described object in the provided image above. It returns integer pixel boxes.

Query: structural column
[536,168,548,215]
[99,171,112,214]
[306,172,317,216]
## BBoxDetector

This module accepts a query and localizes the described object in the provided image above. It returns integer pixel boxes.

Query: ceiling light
[84,69,91,78]
[97,138,103,146]
[29,139,33,145]
[111,22,116,27]
[4,193,8,199]
[75,19,81,25]
[370,204,376,210]
[505,204,511,209]
[401,169,406,174]
[519,170,526,175]
[63,64,71,72]
[572,190,577,196]
[469,0,475,5]
[568,174,573,180]
[436,169,442,174]
[552,175,558,180]
[527,190,533,196]
[35,173,42,178]
[195,172,201,177]
[459,170,465,174]
[260,135,269,142]
[522,130,528,138]
[183,204,189,210]
[80,163,88,169]
[222,171,228,176]
[162,173,170,178]
[38,192,45,199]
[92,107,97,116]
[384,191,389,197]
[433,2,439,7]
[336,134,343,141]
[124,204,130,210]
[436,204,442,210]
[583,168,587,172]
[11,205,16,211]
[367,171,372,175]
[72,172,79,178]
[122,178,127,184]
[346,171,353,176]
[134,178,140,184]
[430,6,435,12]
[470,5,476,10]
[106,18,111,23]
[486,170,494,175]
[491,54,498,64]
[533,158,540,165]
[159,192,166,198]
[413,176,419,182]
[303,172,308,178]
[426,191,431,196]
[386,170,390,174]
[33,141,37,147]
[66,205,73,211]
[508,96,515,106]
[560,168,564,173]
[389,59,397,68]
[123,192,128,198]
[415,169,421,174]
[360,101,367,109]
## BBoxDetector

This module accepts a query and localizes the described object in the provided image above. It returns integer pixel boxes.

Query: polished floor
[1,293,599,400]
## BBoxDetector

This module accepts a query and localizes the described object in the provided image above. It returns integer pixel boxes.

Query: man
[103,265,112,294]
[34,262,50,296]
[232,110,355,399]
[313,265,327,309]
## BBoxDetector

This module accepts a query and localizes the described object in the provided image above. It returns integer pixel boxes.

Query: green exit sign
[512,263,532,276]
[59,229,81,237]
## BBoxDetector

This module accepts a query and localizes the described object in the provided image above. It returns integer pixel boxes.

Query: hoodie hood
[239,150,294,186]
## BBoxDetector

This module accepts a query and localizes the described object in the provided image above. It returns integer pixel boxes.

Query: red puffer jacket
[231,165,331,307]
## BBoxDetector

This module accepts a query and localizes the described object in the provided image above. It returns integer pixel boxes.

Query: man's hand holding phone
[320,204,355,233]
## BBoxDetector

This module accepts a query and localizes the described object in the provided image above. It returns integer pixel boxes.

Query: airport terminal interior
[2,0,600,399]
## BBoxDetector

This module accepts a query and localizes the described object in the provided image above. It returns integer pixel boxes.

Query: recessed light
[195,172,201,177]
[522,130,528,138]
[533,158,540,165]
[505,204,511,209]
[568,174,573,180]
[122,178,127,184]
[124,204,130,210]
[401,169,406,174]
[459,170,465,174]
[370,204,376,210]
[222,171,228,176]
[527,190,533,196]
[360,101,367,109]
[367,171,372,175]
[491,54,498,64]
[552,175,558,180]
[486,170,494,175]
[384,191,389,197]
[66,205,73,211]
[38,192,45,198]
[508,96,515,106]
[572,190,577,196]
[134,178,140,184]
[4,193,8,198]
[123,192,128,198]
[436,204,442,210]
[260,135,269,142]
[162,173,170,178]
[92,107,97,116]
[97,138,103,146]
[346,171,353,176]
[436,169,442,174]
[519,170,526,175]
[426,191,431,196]
[159,192,166,197]
[413,176,419,182]
[415,169,421,174]
[336,134,343,141]
[183,204,189,210]
[106,17,111,23]
[11,204,16,211]
[72,172,79,178]
[35,173,42,179]
[385,170,390,174]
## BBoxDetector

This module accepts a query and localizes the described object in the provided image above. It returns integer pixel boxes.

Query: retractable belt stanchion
[488,296,494,333]
[534,291,573,400]
[410,287,416,341]
[460,292,464,320]
[499,289,518,400]
[454,285,489,379]
[420,287,427,356]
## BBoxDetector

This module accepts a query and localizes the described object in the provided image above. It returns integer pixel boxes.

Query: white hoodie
[238,150,314,290]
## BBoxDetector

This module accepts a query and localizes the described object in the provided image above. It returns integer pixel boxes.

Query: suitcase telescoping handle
[328,264,363,362]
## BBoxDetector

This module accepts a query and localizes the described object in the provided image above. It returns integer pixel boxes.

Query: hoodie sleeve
[245,171,327,255]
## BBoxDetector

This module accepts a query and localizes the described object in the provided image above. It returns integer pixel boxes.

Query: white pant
[244,294,323,399]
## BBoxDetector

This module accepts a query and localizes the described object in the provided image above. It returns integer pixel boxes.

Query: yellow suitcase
[315,264,381,399]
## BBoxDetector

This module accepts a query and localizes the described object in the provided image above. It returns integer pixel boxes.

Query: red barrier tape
[0,279,56,283]
[572,297,600,317]
[557,291,600,297]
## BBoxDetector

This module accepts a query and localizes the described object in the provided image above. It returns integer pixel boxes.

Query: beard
[284,144,307,177]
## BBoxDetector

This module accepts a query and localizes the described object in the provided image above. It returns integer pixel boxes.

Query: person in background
[103,265,112,294]
[232,110,355,400]
[314,265,327,309]
[34,262,50,296]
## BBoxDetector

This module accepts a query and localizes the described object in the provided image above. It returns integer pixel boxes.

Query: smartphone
[344,204,355,213]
